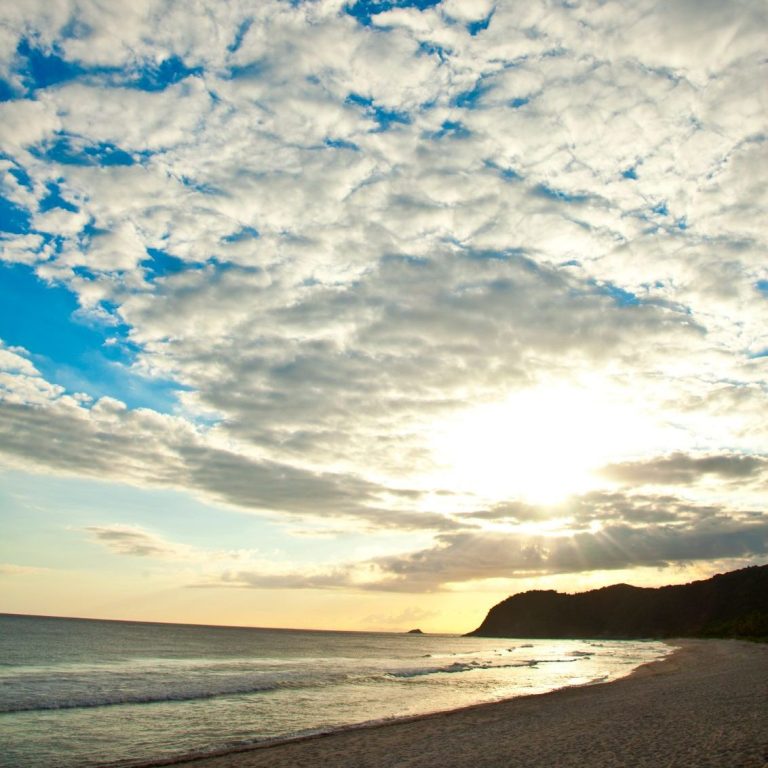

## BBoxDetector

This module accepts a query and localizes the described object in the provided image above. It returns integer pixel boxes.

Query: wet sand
[153,639,768,768]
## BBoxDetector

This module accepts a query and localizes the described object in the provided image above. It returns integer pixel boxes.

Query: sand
[153,640,768,768]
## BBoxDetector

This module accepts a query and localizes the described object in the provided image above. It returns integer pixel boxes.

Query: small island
[406,628,424,634]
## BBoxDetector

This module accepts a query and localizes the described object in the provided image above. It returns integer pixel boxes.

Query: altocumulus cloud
[0,0,767,592]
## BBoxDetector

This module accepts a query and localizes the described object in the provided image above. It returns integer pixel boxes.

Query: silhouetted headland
[468,564,768,639]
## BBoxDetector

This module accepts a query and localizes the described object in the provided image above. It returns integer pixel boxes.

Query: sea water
[0,614,671,768]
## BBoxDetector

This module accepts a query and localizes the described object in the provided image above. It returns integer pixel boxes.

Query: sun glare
[427,381,673,505]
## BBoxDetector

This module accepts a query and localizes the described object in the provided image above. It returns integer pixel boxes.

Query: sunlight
[480,516,578,536]
[427,379,674,505]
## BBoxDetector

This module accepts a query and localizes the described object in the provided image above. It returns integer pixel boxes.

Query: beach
[159,640,768,768]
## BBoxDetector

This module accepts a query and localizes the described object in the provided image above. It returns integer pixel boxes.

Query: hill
[467,564,768,639]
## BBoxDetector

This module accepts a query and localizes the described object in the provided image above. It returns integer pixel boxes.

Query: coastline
[135,639,768,768]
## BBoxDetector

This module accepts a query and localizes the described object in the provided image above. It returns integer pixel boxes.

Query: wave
[1,644,596,716]
[0,666,357,714]
[2,656,586,713]
[384,657,580,679]
[0,680,289,714]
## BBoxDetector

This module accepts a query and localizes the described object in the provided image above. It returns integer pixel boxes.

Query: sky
[0,0,767,634]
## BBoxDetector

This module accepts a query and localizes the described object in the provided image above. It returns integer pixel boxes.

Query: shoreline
[133,639,768,768]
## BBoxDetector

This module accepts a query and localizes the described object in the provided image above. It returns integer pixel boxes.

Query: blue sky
[0,263,182,409]
[1,0,767,631]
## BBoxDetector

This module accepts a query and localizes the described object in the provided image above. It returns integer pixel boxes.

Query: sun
[426,380,670,505]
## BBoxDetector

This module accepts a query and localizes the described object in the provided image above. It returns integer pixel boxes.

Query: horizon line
[0,611,449,635]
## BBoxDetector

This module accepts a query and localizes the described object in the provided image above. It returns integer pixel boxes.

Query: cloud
[0,394,456,532]
[85,524,190,558]
[0,0,767,596]
[602,452,768,486]
[202,490,768,592]
[213,567,366,592]
[203,516,768,593]
[456,490,736,528]
[366,514,768,591]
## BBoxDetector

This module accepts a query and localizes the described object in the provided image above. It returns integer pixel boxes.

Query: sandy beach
[150,639,768,768]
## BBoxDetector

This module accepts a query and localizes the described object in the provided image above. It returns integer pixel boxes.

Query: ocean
[0,613,671,768]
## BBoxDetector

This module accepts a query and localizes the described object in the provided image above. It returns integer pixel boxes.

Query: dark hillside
[467,565,768,639]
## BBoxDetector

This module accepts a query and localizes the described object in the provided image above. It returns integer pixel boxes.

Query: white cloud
[0,344,39,377]
[0,99,60,152]
[44,79,214,153]
[441,0,495,23]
